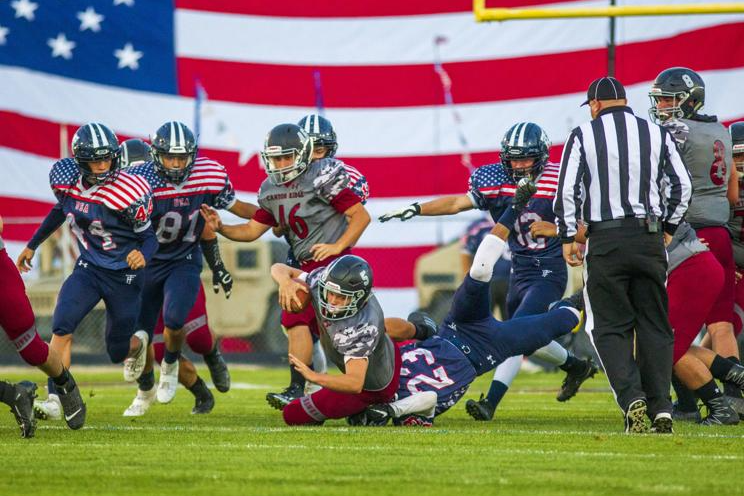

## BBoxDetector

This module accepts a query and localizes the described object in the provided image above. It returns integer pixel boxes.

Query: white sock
[492,355,522,387]
[389,391,437,418]
[532,340,569,366]
[469,234,506,282]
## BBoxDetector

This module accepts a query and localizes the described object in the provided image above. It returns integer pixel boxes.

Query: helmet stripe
[94,123,109,147]
[176,122,185,148]
[517,122,529,147]
[88,124,100,148]
[169,121,177,150]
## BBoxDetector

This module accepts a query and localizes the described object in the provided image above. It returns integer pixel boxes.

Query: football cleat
[650,413,674,434]
[33,394,62,421]
[624,398,649,434]
[123,330,149,382]
[204,347,231,393]
[8,381,37,438]
[557,358,598,402]
[266,383,304,411]
[362,403,395,426]
[699,397,740,426]
[157,360,179,404]
[723,364,744,389]
[672,401,702,423]
[191,387,215,415]
[56,375,86,430]
[465,393,495,421]
[724,395,744,420]
[393,414,433,427]
[123,387,157,417]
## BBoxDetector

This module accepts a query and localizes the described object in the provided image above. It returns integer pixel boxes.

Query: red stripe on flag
[0,197,56,241]
[177,23,744,108]
[354,245,437,288]
[175,0,576,17]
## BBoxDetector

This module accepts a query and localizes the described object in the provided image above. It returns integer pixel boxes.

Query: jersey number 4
[401,348,454,394]
[68,214,116,251]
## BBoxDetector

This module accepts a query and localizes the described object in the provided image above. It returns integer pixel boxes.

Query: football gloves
[512,178,537,214]
[378,203,421,223]
[212,266,233,299]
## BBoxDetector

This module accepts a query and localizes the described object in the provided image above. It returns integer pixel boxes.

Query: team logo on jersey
[74,201,89,213]
[125,274,137,285]
[173,197,191,208]
[78,260,88,268]
[542,269,553,278]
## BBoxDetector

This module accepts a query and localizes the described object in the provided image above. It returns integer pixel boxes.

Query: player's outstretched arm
[310,203,371,262]
[200,204,271,242]
[378,195,473,222]
[201,225,233,299]
[228,199,259,220]
[17,203,67,272]
[290,354,368,394]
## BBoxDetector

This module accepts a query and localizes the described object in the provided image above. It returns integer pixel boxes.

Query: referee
[554,77,692,434]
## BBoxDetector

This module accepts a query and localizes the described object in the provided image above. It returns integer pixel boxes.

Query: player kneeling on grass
[270,255,402,425]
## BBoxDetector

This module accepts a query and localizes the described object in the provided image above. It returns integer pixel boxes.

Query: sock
[469,235,506,282]
[695,379,723,406]
[485,380,509,409]
[709,355,735,381]
[47,377,57,396]
[0,381,13,406]
[723,357,743,398]
[187,376,208,398]
[559,353,581,372]
[389,391,437,418]
[52,368,72,387]
[290,363,307,389]
[671,373,698,411]
[137,370,155,391]
[164,349,180,365]
[533,341,570,367]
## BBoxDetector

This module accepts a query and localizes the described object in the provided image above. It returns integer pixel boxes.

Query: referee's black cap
[581,77,626,106]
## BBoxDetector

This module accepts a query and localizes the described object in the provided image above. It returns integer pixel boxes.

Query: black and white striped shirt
[554,106,692,241]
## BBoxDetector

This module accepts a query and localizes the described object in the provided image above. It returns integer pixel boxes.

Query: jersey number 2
[401,348,454,394]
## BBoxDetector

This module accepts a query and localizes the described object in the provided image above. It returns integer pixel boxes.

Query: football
[288,278,311,313]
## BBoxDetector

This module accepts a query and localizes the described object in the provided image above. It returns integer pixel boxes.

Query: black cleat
[672,401,702,423]
[266,383,304,411]
[624,398,649,434]
[8,381,37,439]
[699,396,740,426]
[650,414,674,434]
[204,347,231,393]
[723,363,744,390]
[191,388,215,415]
[407,311,438,341]
[465,394,495,421]
[347,404,394,427]
[557,358,598,402]
[724,395,744,420]
[56,373,86,430]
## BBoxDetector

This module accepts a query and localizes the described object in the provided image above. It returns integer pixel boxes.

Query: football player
[127,121,255,406]
[649,68,742,418]
[201,122,372,410]
[379,122,597,421]
[17,123,156,427]
[729,122,744,344]
[348,197,585,427]
[268,114,370,399]
[120,138,232,416]
[0,214,85,437]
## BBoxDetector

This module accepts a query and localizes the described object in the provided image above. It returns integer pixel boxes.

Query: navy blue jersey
[395,336,476,417]
[467,162,562,260]
[50,158,153,271]
[129,157,236,261]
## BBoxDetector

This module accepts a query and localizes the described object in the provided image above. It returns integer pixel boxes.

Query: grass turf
[1,366,742,496]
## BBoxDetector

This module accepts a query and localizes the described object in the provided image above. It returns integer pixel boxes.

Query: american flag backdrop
[1,0,744,316]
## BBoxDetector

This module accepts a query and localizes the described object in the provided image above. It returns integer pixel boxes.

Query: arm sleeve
[314,160,352,204]
[27,203,66,250]
[466,169,489,211]
[554,129,585,242]
[213,174,237,210]
[200,237,224,270]
[660,129,692,235]
[252,207,278,227]
[330,188,362,213]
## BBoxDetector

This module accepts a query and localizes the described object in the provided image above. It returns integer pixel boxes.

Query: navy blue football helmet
[500,122,550,181]
[71,123,120,185]
[318,255,374,320]
[649,67,705,123]
[298,114,338,158]
[730,122,744,156]
[150,121,197,183]
[261,123,314,185]
[119,139,152,169]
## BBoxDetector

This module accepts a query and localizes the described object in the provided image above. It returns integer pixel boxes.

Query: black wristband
[200,238,224,270]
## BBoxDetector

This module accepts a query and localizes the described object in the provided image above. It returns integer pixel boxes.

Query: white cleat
[123,330,149,382]
[123,387,157,417]
[157,360,179,404]
[305,381,322,395]
[33,394,62,421]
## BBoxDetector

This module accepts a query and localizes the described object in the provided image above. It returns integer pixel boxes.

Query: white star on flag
[0,26,9,45]
[11,0,38,21]
[113,0,134,6]
[114,43,143,70]
[77,7,104,32]
[48,33,76,60]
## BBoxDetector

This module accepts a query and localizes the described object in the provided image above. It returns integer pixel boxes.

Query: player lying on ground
[0,214,85,437]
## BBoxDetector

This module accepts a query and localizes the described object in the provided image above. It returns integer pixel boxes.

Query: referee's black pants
[583,226,673,417]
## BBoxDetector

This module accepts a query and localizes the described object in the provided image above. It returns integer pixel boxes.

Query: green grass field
[1,366,743,496]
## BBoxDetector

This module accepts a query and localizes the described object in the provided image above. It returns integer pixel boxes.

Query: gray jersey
[664,118,732,227]
[307,268,396,391]
[728,162,744,267]
[666,221,708,272]
[257,158,355,264]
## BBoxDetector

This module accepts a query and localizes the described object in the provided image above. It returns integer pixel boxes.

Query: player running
[18,123,155,425]
[201,122,372,409]
[379,122,596,421]
[127,122,254,406]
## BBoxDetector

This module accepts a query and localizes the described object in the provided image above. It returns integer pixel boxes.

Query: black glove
[212,265,233,299]
[512,178,537,214]
[378,203,421,223]
[407,311,438,341]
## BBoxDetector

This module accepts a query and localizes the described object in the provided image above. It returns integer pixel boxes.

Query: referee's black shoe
[624,399,649,434]
[650,413,674,434]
